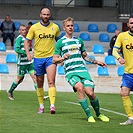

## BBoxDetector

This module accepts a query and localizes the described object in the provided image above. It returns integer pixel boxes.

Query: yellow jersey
[26,22,60,58]
[114,31,133,73]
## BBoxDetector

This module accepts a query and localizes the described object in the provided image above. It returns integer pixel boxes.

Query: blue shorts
[121,73,133,91]
[34,57,53,76]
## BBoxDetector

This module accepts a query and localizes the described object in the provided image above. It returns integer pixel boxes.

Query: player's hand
[64,53,70,60]
[27,53,32,61]
[29,51,34,58]
[96,60,107,67]
[118,57,125,64]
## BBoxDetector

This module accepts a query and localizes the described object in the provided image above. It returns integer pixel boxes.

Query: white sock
[50,104,54,108]
[40,104,44,109]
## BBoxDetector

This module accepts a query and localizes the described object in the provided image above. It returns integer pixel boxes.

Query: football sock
[34,83,37,90]
[8,81,18,93]
[37,87,44,104]
[40,104,44,109]
[79,98,92,118]
[90,97,100,117]
[122,96,133,117]
[48,87,56,105]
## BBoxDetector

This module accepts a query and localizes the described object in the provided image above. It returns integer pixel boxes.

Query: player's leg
[28,63,37,90]
[67,74,95,122]
[83,72,109,122]
[85,87,109,122]
[119,74,133,125]
[29,72,37,90]
[75,82,95,122]
[7,76,24,100]
[36,75,45,113]
[46,62,57,114]
[7,65,25,100]
[28,63,48,99]
[34,58,45,114]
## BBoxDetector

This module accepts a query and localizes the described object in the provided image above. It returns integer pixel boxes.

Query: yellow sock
[37,87,44,104]
[122,96,133,117]
[48,87,56,105]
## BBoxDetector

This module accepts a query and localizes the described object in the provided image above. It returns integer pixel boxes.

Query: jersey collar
[40,21,50,27]
[128,31,133,36]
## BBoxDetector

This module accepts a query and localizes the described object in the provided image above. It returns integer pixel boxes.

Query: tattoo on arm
[84,56,97,64]
[82,51,97,64]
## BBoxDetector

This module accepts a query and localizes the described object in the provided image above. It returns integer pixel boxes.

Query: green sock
[34,83,37,90]
[8,82,18,93]
[90,97,100,117]
[79,98,92,118]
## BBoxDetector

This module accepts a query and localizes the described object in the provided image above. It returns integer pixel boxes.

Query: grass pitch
[0,91,133,133]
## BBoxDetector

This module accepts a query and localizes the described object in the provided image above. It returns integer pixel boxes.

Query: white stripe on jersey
[65,57,84,64]
[66,64,85,71]
[66,69,87,76]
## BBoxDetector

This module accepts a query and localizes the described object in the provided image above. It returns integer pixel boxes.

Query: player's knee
[17,77,24,84]
[37,82,43,88]
[76,86,84,93]
[48,80,55,87]
[120,90,128,97]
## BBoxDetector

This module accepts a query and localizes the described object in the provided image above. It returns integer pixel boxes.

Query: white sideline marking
[65,101,127,117]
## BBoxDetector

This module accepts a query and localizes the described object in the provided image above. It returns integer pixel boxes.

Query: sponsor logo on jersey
[84,80,94,85]
[69,46,79,53]
[126,43,133,51]
[39,33,55,39]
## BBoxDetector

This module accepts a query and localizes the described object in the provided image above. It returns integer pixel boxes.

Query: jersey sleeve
[112,33,122,59]
[54,39,62,55]
[26,25,34,40]
[55,25,60,38]
[114,33,122,49]
[78,38,85,52]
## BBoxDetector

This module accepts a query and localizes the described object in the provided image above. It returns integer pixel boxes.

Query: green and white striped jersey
[54,36,87,76]
[15,35,33,65]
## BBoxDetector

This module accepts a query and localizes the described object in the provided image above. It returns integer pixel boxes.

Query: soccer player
[53,17,109,123]
[113,15,133,125]
[7,24,37,100]
[24,7,60,114]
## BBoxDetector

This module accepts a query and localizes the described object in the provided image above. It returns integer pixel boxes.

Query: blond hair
[63,17,74,26]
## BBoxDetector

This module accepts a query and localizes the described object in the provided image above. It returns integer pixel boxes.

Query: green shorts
[66,72,94,92]
[17,63,34,76]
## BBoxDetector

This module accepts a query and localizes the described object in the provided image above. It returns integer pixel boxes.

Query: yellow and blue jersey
[114,31,133,73]
[26,22,60,58]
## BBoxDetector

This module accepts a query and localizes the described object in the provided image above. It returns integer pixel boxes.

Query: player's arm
[113,46,125,64]
[112,34,125,64]
[53,54,70,64]
[24,39,32,61]
[82,51,107,67]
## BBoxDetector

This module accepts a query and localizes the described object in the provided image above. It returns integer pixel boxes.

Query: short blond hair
[63,17,74,26]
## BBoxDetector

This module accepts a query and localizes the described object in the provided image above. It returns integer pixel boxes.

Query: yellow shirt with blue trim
[114,31,133,73]
[26,22,60,58]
